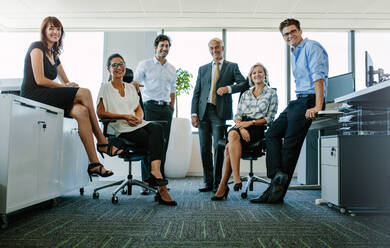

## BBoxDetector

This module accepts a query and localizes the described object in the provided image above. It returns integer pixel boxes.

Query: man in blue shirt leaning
[251,18,329,204]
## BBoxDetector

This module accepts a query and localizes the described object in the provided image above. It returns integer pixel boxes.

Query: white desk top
[335,80,390,104]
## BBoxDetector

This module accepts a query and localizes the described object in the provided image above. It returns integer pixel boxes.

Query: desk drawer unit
[321,135,390,211]
[321,136,339,206]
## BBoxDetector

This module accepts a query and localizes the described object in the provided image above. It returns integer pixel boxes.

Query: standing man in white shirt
[134,34,177,188]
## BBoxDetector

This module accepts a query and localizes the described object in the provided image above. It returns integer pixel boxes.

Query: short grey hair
[248,62,269,87]
[208,37,224,47]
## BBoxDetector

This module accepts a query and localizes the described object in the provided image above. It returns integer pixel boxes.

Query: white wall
[102,31,157,83]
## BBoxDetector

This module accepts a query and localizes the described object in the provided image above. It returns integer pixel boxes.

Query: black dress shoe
[211,186,230,201]
[268,171,288,203]
[140,188,150,195]
[155,192,177,206]
[250,186,272,204]
[199,185,213,192]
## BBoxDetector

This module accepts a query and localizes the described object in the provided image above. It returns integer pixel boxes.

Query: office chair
[219,125,270,199]
[92,68,158,204]
[92,118,158,204]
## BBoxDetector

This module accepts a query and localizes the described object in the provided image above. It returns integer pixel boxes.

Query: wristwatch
[252,120,256,125]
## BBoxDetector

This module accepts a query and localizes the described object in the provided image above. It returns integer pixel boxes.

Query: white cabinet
[0,94,63,218]
[321,136,339,206]
[61,118,89,195]
[320,135,390,213]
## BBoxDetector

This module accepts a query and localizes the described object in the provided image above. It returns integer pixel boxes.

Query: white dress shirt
[133,56,177,103]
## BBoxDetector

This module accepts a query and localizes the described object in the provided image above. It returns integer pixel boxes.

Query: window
[165,31,222,123]
[0,32,38,78]
[355,32,390,91]
[0,32,104,101]
[228,31,286,116]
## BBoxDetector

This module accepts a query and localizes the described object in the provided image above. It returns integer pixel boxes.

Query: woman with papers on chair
[211,63,278,201]
[20,16,121,181]
[97,53,176,206]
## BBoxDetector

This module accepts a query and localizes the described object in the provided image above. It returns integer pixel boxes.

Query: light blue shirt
[291,38,329,96]
[134,57,177,102]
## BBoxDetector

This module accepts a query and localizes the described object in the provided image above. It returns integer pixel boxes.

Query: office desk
[316,80,390,214]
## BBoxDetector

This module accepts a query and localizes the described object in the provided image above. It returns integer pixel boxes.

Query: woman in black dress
[20,16,122,180]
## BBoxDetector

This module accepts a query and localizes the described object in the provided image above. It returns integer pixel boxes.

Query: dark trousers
[265,97,316,190]
[119,123,164,162]
[198,104,225,187]
[141,101,173,180]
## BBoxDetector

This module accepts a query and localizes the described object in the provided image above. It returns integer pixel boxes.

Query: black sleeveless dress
[20,41,79,116]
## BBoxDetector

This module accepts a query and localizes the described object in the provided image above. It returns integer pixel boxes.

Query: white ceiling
[1,0,390,32]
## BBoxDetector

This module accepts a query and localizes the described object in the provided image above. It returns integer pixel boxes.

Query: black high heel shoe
[233,182,242,191]
[97,143,123,158]
[147,174,168,186]
[87,163,114,182]
[155,192,177,206]
[211,186,230,201]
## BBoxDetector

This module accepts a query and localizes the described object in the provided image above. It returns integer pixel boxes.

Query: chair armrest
[99,118,117,136]
[216,124,232,147]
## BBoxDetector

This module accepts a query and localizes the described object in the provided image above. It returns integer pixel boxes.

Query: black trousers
[265,96,316,190]
[141,101,173,180]
[118,123,164,162]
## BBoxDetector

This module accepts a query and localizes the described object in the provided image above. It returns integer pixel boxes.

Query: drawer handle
[38,120,47,129]
[330,147,336,156]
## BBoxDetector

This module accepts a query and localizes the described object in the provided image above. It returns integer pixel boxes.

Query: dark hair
[279,18,301,33]
[154,34,171,47]
[106,53,124,68]
[40,16,64,57]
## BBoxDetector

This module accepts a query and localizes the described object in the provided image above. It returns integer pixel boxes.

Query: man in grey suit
[191,38,248,192]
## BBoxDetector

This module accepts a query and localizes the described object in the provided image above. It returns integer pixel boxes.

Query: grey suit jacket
[191,60,248,121]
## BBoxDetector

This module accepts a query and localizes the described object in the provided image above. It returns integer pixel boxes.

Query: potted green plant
[175,68,193,117]
[165,68,193,178]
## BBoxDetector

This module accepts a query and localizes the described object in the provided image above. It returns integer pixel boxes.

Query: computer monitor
[326,72,355,103]
[365,51,375,87]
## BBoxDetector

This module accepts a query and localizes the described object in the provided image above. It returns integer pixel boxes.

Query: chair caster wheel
[80,188,84,195]
[112,196,118,204]
[340,208,346,214]
[93,192,99,199]
[121,189,127,195]
[241,192,247,199]
[327,203,333,208]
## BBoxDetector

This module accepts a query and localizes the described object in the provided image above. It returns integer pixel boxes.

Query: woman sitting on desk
[211,63,278,201]
[20,16,121,180]
[97,53,176,206]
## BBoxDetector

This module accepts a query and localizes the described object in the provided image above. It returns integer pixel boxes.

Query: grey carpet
[1,177,390,248]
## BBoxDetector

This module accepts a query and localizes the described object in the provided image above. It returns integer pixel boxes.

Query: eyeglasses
[282,29,298,38]
[110,61,126,68]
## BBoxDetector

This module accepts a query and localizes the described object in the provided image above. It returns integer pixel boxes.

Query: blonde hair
[248,63,269,87]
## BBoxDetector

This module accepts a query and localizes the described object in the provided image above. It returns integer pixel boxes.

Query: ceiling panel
[181,0,221,12]
[140,0,181,12]
[1,0,390,31]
